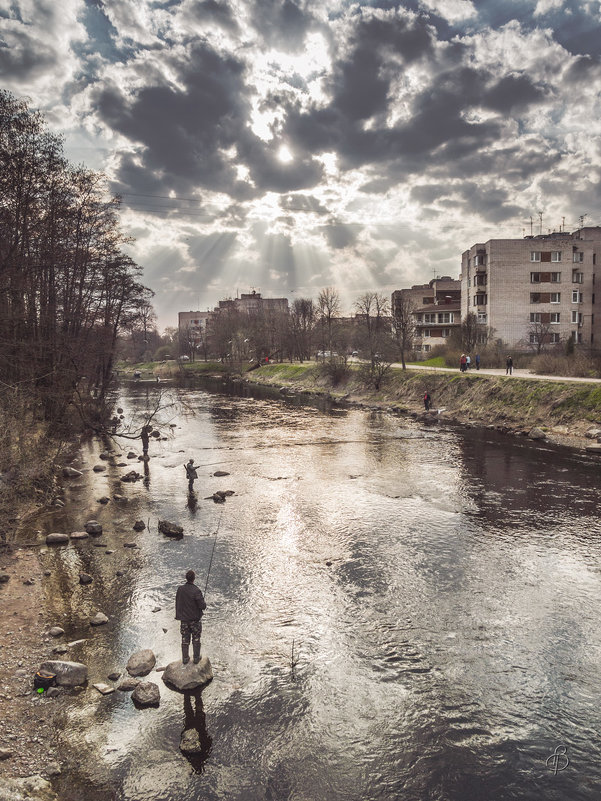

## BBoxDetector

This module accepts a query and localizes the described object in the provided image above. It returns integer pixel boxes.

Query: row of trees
[0,90,151,430]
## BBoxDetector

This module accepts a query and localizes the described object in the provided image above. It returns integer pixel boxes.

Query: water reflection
[181,691,213,773]
[39,380,601,801]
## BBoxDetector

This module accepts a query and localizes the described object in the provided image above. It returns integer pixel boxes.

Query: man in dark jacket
[175,570,207,664]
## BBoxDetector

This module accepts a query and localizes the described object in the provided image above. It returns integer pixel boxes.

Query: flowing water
[35,381,601,801]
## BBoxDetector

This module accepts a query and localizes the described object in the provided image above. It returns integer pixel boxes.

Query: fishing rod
[204,509,224,597]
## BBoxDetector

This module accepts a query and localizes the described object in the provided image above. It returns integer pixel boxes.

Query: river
[37,380,601,801]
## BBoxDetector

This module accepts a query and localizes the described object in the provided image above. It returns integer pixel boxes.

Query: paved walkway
[396,363,601,384]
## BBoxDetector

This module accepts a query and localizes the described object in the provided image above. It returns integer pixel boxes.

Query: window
[438,312,452,323]
[423,344,431,352]
[572,272,584,283]
[474,274,487,286]
[572,290,583,303]
[529,333,539,344]
[530,272,541,283]
[477,312,487,323]
[474,254,486,266]
[551,293,561,303]
[468,278,471,287]
[573,251,583,263]
[550,333,560,343]
[571,310,579,323]
[441,328,450,337]
[550,312,560,324]
[424,313,436,323]
[530,293,541,303]
[551,272,561,282]
[551,251,562,262]
[473,294,486,306]
[422,297,434,304]
[577,332,583,344]
[423,329,430,337]
[530,313,542,323]
[416,314,423,322]
[530,251,541,262]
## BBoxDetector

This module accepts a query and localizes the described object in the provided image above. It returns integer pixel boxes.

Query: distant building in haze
[391,277,461,354]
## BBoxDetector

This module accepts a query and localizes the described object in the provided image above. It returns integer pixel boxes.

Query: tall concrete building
[461,227,601,350]
[392,277,461,353]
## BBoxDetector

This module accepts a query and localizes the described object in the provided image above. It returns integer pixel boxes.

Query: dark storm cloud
[237,134,324,193]
[95,41,253,197]
[456,182,522,223]
[483,74,546,112]
[186,0,240,33]
[0,27,57,78]
[319,221,361,249]
[249,0,315,51]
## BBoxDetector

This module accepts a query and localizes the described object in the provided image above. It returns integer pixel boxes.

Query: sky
[2,0,601,329]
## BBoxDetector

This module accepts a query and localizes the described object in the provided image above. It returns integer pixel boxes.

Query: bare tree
[317,287,340,357]
[391,295,415,369]
[355,292,394,389]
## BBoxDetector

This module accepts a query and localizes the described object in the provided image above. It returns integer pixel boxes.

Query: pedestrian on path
[466,355,471,370]
[175,570,206,664]
[460,354,467,372]
[506,356,513,375]
[475,354,480,370]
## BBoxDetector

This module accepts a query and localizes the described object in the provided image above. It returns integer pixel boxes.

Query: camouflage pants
[180,620,202,646]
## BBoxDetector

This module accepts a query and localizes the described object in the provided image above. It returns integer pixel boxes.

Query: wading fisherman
[185,458,198,492]
[140,425,151,458]
[175,570,207,664]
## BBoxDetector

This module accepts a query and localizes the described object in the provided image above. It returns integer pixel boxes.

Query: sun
[277,145,294,164]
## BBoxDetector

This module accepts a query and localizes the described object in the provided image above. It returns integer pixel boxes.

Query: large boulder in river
[39,660,87,687]
[84,520,103,535]
[131,681,160,707]
[126,649,156,677]
[46,533,69,545]
[158,520,183,537]
[162,657,213,692]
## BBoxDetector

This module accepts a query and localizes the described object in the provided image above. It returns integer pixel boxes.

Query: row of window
[529,312,587,324]
[416,312,455,323]
[530,332,584,344]
[420,329,451,337]
[530,291,585,303]
[530,271,585,283]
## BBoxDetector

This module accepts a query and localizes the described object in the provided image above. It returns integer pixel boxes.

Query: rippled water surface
[38,382,601,801]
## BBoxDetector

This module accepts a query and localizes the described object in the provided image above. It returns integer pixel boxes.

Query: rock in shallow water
[117,677,140,692]
[180,728,203,754]
[46,533,68,545]
[158,520,183,537]
[162,657,213,692]
[2,775,58,801]
[126,649,156,677]
[39,660,87,687]
[131,681,160,707]
[90,612,109,626]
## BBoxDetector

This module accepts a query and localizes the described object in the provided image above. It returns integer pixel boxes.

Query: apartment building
[461,227,601,350]
[178,311,212,341]
[391,277,461,353]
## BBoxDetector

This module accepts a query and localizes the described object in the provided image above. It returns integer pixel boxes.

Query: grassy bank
[245,363,601,434]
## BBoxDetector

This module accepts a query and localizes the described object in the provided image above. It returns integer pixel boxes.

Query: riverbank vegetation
[0,91,150,535]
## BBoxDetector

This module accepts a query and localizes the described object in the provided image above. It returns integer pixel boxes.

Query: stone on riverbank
[93,465,106,472]
[79,573,93,585]
[93,683,115,695]
[2,775,58,801]
[121,471,142,483]
[98,497,110,504]
[113,494,129,502]
[90,612,109,626]
[213,470,230,477]
[126,649,156,677]
[133,520,146,531]
[158,520,183,537]
[84,520,103,535]
[62,466,82,478]
[48,627,64,637]
[46,533,69,545]
[528,427,546,440]
[39,660,87,686]
[69,531,89,540]
[0,572,10,583]
[162,657,213,692]
[131,681,160,707]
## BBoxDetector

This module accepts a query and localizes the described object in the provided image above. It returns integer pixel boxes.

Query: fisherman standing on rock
[185,458,199,492]
[175,570,207,664]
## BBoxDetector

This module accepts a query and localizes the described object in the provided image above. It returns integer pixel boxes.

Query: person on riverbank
[460,354,467,372]
[475,353,480,370]
[175,570,207,664]
[185,458,199,492]
[466,355,471,370]
[424,391,431,411]
[506,356,513,375]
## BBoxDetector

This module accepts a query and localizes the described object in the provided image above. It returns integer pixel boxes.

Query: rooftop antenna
[579,213,587,229]
[530,216,533,237]
[538,211,543,235]
[562,216,565,232]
